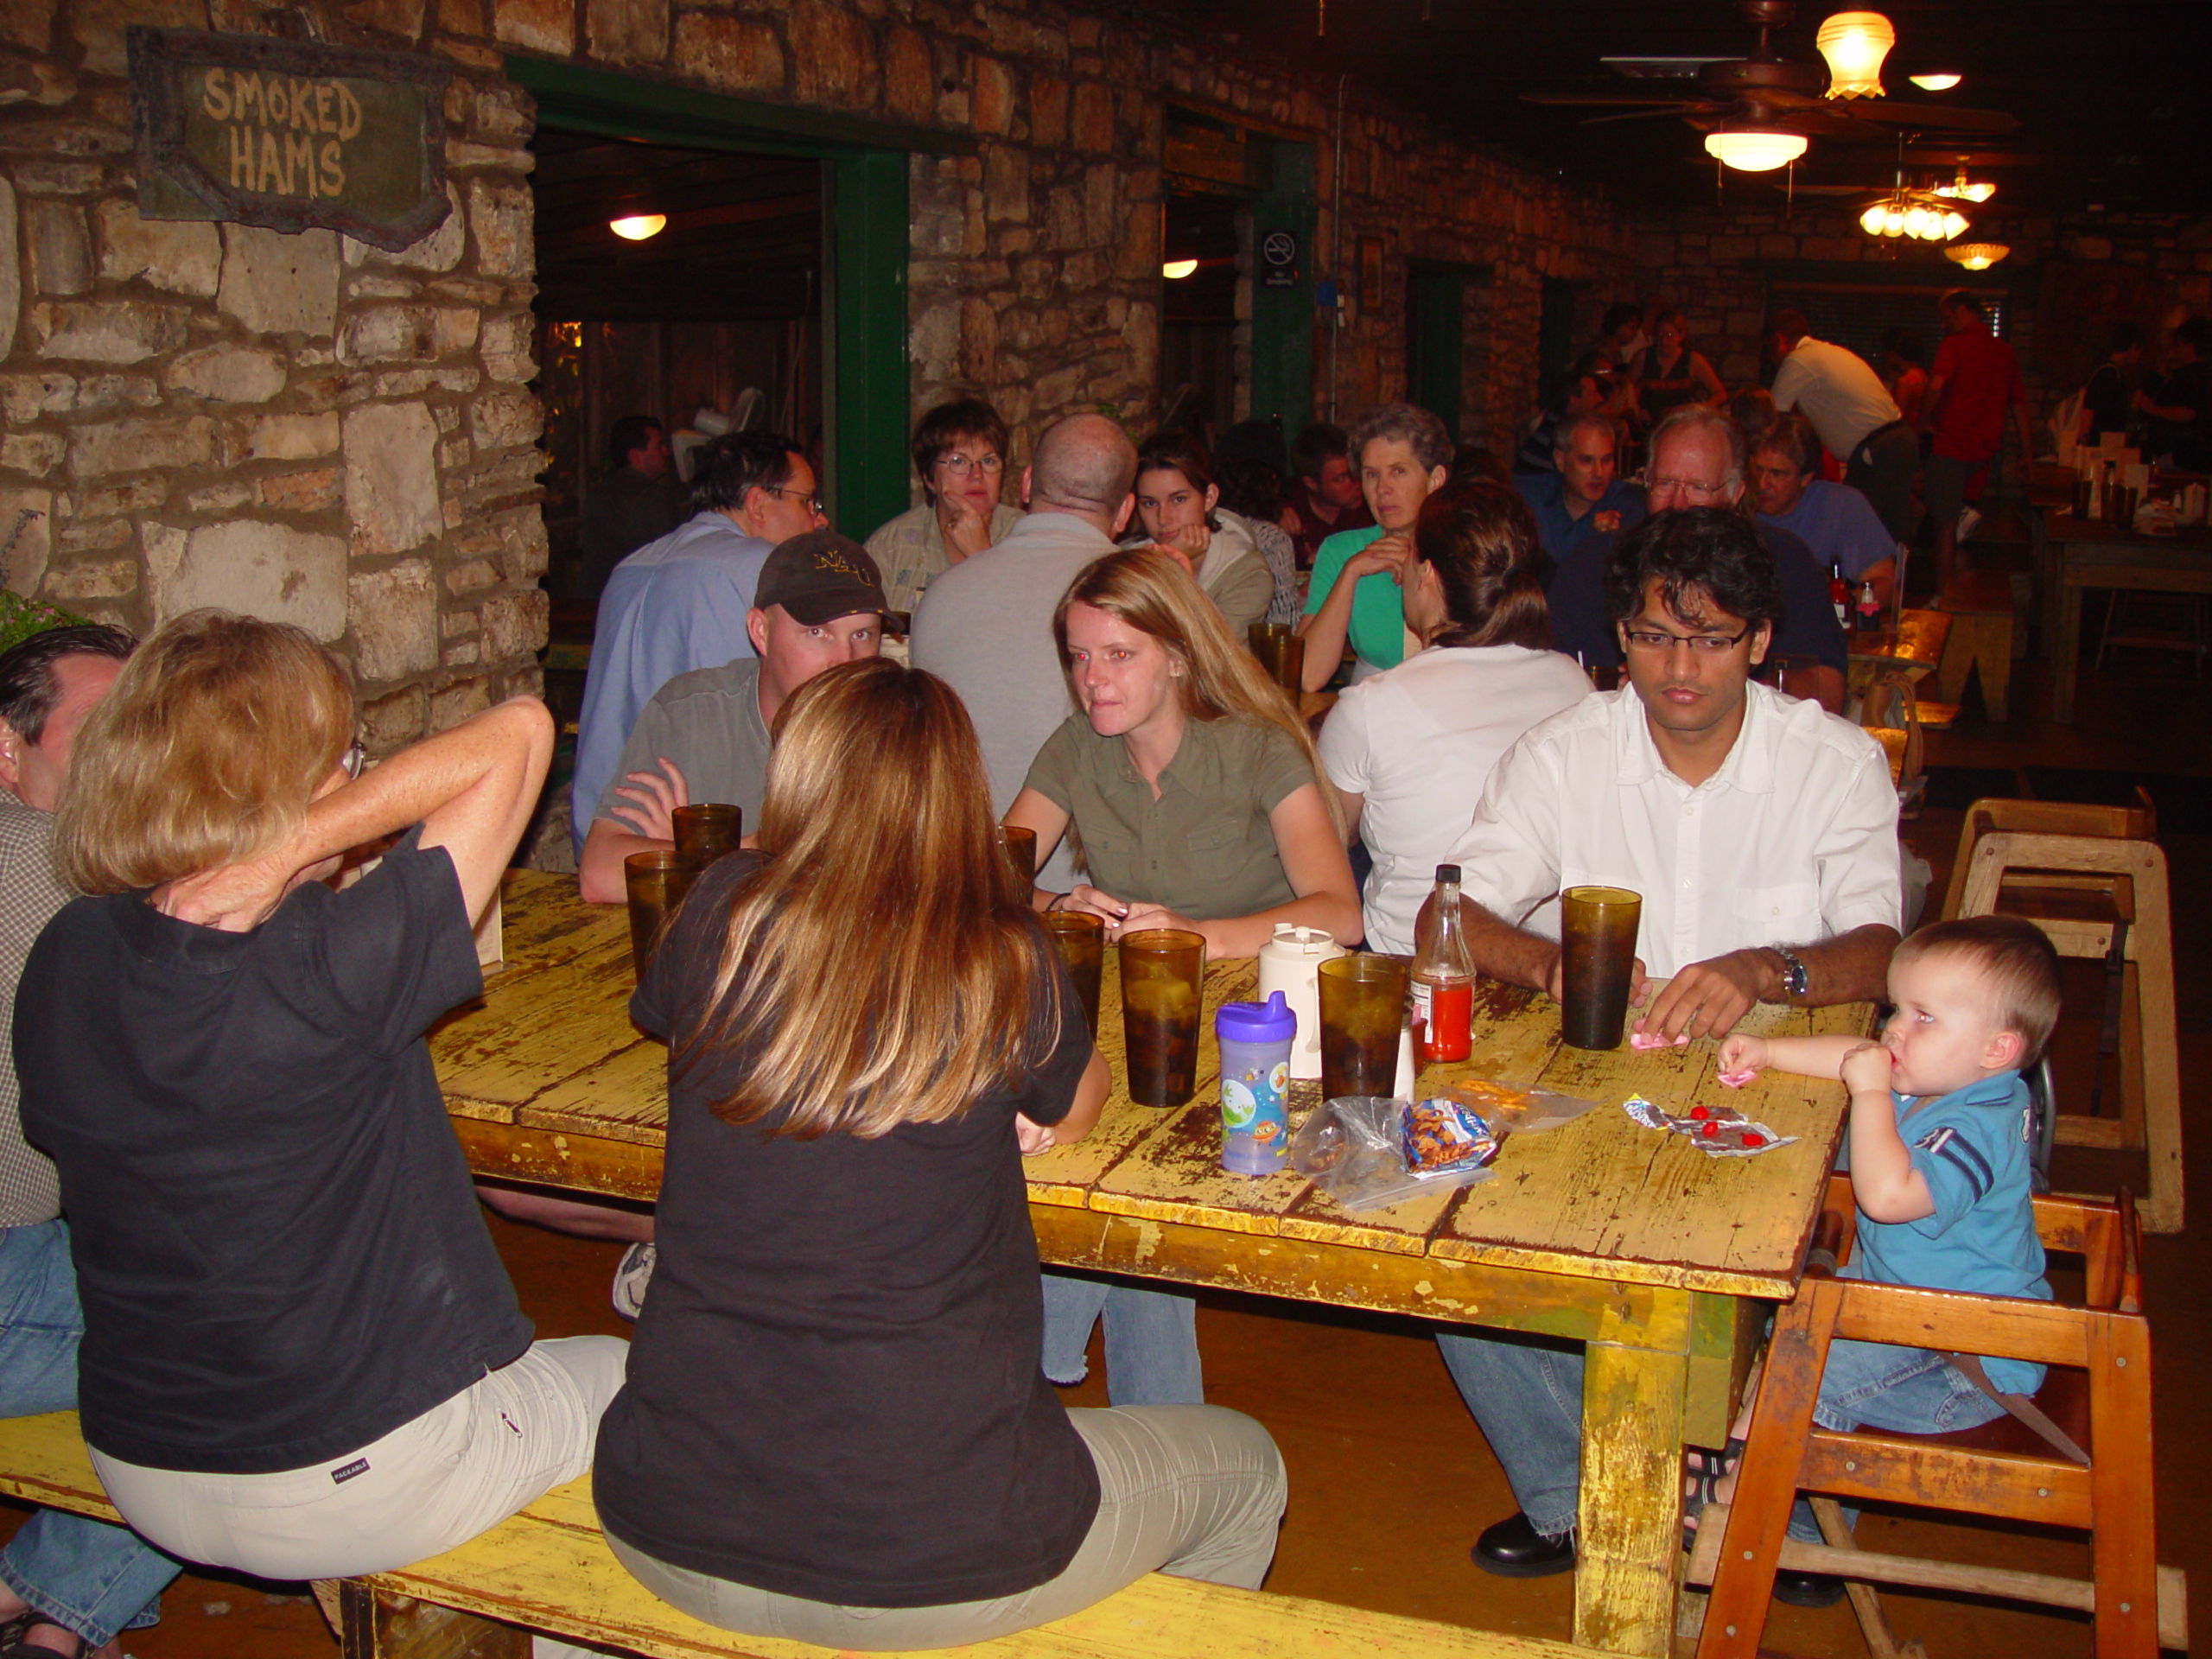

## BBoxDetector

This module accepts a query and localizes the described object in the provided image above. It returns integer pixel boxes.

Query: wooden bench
[0,1411,1602,1659]
[1934,569,2018,720]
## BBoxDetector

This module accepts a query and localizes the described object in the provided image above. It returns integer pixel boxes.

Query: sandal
[1680,1436,1745,1548]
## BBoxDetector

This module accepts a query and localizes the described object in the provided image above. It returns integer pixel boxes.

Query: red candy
[1701,1123,1717,1137]
[1689,1106,1710,1120]
[1743,1132,1765,1148]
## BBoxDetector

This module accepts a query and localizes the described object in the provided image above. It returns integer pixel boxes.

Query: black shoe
[1772,1567,1847,1608]
[1471,1512,1576,1578]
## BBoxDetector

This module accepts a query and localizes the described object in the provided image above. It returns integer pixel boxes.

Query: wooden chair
[1939,810,2181,1232]
[1689,1180,2183,1659]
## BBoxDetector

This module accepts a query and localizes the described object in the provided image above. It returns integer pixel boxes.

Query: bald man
[911,413,1138,892]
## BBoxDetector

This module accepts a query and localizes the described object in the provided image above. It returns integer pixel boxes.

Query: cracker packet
[1402,1096,1500,1179]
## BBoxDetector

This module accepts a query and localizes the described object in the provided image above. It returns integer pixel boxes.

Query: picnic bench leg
[1572,1285,1693,1656]
[337,1581,531,1659]
[2053,575,2083,722]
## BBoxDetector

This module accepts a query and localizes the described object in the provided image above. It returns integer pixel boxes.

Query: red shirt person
[1921,289,2034,584]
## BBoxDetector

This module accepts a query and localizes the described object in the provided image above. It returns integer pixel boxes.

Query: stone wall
[0,0,550,753]
[3,0,1637,754]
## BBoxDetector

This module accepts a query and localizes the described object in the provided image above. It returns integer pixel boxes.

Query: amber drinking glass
[1119,928,1206,1107]
[1560,885,1642,1049]
[624,850,698,976]
[1317,952,1410,1099]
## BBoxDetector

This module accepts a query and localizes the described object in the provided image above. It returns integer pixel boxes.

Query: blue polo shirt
[1514,471,1645,564]
[1851,1068,2049,1394]
[1756,480,1897,583]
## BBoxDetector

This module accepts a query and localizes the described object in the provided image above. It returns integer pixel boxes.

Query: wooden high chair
[1688,1179,2183,1659]
[1939,807,2180,1232]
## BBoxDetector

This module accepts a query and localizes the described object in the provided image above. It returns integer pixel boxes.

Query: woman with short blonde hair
[16,609,622,1586]
[594,658,1287,1647]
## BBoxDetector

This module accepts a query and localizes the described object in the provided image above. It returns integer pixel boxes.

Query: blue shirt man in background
[1513,412,1644,571]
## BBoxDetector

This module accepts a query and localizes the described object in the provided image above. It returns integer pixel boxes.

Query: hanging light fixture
[1815,11,1895,99]
[1910,73,1962,91]
[1704,128,1808,172]
[1161,258,1198,280]
[1946,242,2011,270]
[1859,187,1968,243]
[1933,167,1996,203]
[609,214,667,241]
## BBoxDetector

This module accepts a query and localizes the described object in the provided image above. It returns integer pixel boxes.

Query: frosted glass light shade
[1703,130,1808,171]
[1817,11,1895,99]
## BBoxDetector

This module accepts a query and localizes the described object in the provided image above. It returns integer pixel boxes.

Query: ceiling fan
[1521,0,2019,151]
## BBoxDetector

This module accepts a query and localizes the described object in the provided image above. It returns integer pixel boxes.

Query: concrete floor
[4,625,2202,1658]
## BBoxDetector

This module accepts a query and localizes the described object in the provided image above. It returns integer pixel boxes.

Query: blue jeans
[1039,1274,1203,1407]
[0,1221,179,1646]
[1435,1326,2012,1545]
[1435,1329,1582,1538]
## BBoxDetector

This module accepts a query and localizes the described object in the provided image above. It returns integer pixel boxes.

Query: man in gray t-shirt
[577,532,890,903]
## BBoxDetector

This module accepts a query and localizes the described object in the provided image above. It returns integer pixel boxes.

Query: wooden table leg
[2053,572,2083,723]
[1573,1286,1693,1656]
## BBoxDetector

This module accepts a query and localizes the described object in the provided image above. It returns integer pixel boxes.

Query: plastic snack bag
[1290,1096,1498,1214]
[1623,1094,1796,1157]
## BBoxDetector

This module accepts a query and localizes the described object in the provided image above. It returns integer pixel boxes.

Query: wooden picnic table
[437,871,1870,1658]
[2038,512,2212,721]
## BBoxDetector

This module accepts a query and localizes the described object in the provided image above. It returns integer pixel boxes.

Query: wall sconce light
[1946,242,2011,270]
[1703,129,1809,172]
[1161,258,1199,279]
[1816,11,1895,99]
[609,214,667,241]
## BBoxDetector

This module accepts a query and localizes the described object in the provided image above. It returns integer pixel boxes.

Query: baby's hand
[1840,1042,1893,1096]
[1716,1034,1767,1076]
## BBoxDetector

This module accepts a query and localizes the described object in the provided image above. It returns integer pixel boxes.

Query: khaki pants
[609,1404,1287,1651]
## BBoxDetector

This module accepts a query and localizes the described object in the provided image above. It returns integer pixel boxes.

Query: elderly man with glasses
[1546,404,1848,713]
[1433,506,1902,1596]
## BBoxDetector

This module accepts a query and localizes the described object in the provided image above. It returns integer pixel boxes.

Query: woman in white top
[1318,482,1592,953]
[1120,434,1276,639]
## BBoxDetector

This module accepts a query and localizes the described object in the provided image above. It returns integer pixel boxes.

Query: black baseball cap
[753,531,890,626]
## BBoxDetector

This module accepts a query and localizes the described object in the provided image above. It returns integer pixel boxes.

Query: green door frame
[1407,263,1470,440]
[1247,141,1315,441]
[506,60,973,536]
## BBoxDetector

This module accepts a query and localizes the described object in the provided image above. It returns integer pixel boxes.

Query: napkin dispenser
[1257,925,1345,1081]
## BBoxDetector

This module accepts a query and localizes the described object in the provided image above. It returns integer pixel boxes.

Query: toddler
[1694,914,2063,1556]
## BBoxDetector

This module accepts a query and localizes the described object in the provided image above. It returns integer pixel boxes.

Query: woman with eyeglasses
[15,611,629,1583]
[865,398,1024,618]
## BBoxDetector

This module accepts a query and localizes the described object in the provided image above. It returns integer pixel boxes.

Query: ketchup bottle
[1828,562,1850,629]
[1411,864,1475,1065]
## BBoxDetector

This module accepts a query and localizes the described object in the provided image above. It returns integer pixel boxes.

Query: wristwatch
[1771,944,1809,1001]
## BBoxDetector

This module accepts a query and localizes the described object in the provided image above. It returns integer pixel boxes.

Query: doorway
[531,130,825,603]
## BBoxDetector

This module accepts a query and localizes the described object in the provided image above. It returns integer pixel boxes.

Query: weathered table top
[439,872,1864,1303]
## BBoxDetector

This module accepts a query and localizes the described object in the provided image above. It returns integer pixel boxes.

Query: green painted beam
[1247,141,1315,443]
[826,151,911,538]
[505,58,975,158]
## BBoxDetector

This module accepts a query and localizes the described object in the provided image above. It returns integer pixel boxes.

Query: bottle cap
[1433,863,1461,883]
[1216,989,1296,1043]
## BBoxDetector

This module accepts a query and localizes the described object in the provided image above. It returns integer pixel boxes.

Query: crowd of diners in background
[0,283,2192,1657]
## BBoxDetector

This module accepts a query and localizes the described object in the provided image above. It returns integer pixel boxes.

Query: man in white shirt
[1766,309,1918,544]
[1442,507,1901,1590]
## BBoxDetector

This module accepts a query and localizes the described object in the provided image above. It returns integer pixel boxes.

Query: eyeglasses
[935,452,1004,476]
[340,735,366,779]
[1646,477,1732,500]
[763,486,825,514]
[1623,626,1752,655]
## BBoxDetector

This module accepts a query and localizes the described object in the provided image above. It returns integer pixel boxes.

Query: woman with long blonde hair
[1004,547,1359,961]
[16,609,626,1585]
[592,658,1286,1648]
[1002,548,1358,1413]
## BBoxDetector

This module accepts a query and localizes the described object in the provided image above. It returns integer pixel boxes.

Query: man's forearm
[1459,896,1559,993]
[300,698,547,873]
[1751,922,1898,1007]
[579,821,670,903]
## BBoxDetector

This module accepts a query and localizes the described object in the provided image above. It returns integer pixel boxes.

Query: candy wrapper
[1437,1078,1601,1135]
[1402,1096,1500,1178]
[1623,1094,1796,1157]
[1289,1096,1499,1215]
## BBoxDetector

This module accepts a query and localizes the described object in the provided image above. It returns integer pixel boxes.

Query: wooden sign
[129,26,452,253]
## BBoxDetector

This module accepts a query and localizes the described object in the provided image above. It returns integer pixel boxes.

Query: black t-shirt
[593,852,1102,1607]
[2082,361,2130,442]
[14,829,530,1474]
[1545,520,1848,679]
[2148,359,2210,471]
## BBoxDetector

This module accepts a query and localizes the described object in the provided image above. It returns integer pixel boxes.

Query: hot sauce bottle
[1410,863,1475,1065]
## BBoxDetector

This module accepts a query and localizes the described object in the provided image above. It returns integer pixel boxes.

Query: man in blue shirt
[1513,413,1644,570]
[1748,411,1899,613]
[571,432,827,855]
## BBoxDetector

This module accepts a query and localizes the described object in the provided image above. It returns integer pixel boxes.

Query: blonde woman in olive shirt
[1005,548,1358,1411]
[1005,548,1358,960]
